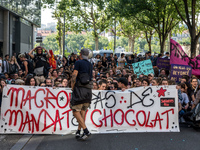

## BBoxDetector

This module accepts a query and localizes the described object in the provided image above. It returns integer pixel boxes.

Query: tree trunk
[128,37,132,52]
[160,41,165,54]
[190,38,198,56]
[131,36,135,53]
[168,31,171,52]
[159,34,168,54]
[128,35,135,52]
[59,30,63,55]
[145,30,153,53]
[148,39,151,52]
[95,36,99,50]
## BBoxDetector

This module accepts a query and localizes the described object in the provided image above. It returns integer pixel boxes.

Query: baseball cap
[81,48,89,59]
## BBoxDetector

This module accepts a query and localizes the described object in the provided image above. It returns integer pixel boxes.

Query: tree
[58,0,112,50]
[173,0,200,56]
[66,34,86,53]
[116,37,129,49]
[52,10,63,55]
[117,17,141,52]
[83,32,95,50]
[141,26,155,52]
[107,40,114,51]
[99,36,109,50]
[112,0,180,54]
[35,33,59,53]
[177,37,191,45]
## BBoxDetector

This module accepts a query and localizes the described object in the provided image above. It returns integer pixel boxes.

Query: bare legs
[73,110,87,130]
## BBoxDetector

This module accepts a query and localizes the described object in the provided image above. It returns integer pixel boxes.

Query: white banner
[0,85,179,134]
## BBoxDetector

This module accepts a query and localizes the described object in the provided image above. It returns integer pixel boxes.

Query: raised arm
[44,48,51,58]
[28,48,36,59]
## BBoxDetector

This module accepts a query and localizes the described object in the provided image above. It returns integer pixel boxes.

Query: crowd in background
[0,46,199,123]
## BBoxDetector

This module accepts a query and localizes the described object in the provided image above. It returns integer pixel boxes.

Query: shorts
[70,103,90,112]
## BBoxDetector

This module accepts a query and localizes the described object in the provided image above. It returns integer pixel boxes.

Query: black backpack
[79,60,92,85]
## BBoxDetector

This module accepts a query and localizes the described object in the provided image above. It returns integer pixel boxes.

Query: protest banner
[132,59,154,77]
[170,39,200,76]
[0,85,179,134]
[170,64,192,82]
[157,58,170,70]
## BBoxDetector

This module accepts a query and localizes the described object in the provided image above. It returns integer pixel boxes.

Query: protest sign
[170,64,192,82]
[170,39,200,76]
[0,85,179,134]
[132,59,154,77]
[157,58,170,70]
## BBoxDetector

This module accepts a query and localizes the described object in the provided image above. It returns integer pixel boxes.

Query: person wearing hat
[70,48,92,141]
[118,77,128,91]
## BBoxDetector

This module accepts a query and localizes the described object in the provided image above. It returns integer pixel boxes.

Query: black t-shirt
[21,60,34,74]
[96,64,102,72]
[10,63,18,74]
[127,59,133,65]
[74,59,93,82]
[69,59,76,65]
[33,54,47,68]
[102,60,107,68]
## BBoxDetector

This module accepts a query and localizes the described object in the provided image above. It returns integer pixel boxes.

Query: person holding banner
[70,48,93,141]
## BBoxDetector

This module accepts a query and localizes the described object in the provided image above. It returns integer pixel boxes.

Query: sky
[41,8,57,26]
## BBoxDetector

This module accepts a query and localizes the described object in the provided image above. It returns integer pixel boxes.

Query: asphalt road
[1,125,200,150]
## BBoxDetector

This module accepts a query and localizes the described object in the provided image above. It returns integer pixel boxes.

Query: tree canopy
[41,0,200,56]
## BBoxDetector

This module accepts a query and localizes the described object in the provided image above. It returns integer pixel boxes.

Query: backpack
[79,60,91,85]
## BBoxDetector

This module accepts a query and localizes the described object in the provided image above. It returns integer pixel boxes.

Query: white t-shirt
[117,57,126,68]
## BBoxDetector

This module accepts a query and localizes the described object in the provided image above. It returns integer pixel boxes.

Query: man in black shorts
[71,48,93,141]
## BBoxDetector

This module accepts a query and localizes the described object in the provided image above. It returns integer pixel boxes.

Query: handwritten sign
[170,39,200,76]
[132,59,154,77]
[157,58,170,70]
[170,64,192,82]
[0,85,179,134]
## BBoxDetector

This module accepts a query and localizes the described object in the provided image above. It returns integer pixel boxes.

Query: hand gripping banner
[0,85,179,134]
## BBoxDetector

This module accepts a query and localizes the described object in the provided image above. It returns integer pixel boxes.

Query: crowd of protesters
[0,46,199,123]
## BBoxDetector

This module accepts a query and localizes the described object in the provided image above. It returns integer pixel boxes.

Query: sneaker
[78,132,91,141]
[75,132,81,139]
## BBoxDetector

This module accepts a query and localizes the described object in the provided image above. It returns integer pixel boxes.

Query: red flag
[49,50,57,69]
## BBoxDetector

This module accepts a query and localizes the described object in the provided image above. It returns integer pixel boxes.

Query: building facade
[0,0,41,57]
